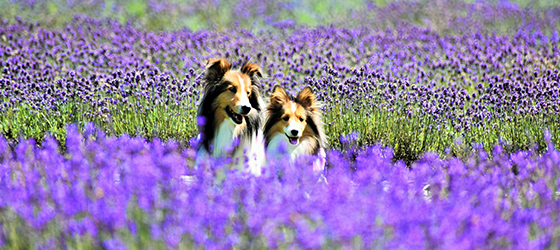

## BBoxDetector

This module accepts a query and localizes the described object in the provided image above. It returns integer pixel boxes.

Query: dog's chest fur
[212,120,264,175]
[266,133,316,161]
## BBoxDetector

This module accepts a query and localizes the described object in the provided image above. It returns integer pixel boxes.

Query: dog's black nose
[290,130,298,136]
[241,105,251,115]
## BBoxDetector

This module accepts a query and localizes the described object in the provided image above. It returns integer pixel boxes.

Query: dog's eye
[282,116,289,121]
[229,86,236,93]
[247,91,250,96]
[299,117,304,122]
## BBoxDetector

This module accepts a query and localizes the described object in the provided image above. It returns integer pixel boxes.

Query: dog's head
[203,58,263,125]
[265,85,318,146]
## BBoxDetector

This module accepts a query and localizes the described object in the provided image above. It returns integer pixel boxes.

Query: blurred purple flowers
[1,124,560,248]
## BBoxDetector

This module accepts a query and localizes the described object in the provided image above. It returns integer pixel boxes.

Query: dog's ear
[205,58,231,83]
[240,62,262,79]
[269,85,289,108]
[296,87,317,111]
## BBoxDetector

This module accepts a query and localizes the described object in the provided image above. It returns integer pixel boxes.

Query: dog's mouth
[285,134,299,145]
[225,106,243,124]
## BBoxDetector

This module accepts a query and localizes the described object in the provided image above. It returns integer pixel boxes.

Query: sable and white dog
[196,58,265,175]
[264,85,327,171]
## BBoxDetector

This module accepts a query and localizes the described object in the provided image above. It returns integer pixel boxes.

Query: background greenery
[1,0,560,32]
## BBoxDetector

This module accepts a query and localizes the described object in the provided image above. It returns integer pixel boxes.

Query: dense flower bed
[0,125,559,249]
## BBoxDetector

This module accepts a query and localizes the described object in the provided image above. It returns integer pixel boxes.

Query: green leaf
[126,0,146,17]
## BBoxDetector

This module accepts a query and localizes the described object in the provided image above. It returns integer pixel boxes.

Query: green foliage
[0,96,198,149]
[1,0,559,32]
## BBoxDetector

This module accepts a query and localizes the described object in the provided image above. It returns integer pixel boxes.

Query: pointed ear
[269,85,289,108]
[240,62,262,78]
[205,58,231,83]
[296,87,316,110]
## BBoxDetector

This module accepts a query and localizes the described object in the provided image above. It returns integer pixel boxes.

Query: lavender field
[1,0,560,249]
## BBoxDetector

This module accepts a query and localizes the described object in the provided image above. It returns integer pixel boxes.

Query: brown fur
[212,70,255,126]
[197,58,264,153]
[264,85,327,154]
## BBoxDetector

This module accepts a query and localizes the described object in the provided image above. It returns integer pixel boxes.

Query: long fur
[264,85,327,158]
[197,85,263,153]
[196,58,265,173]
